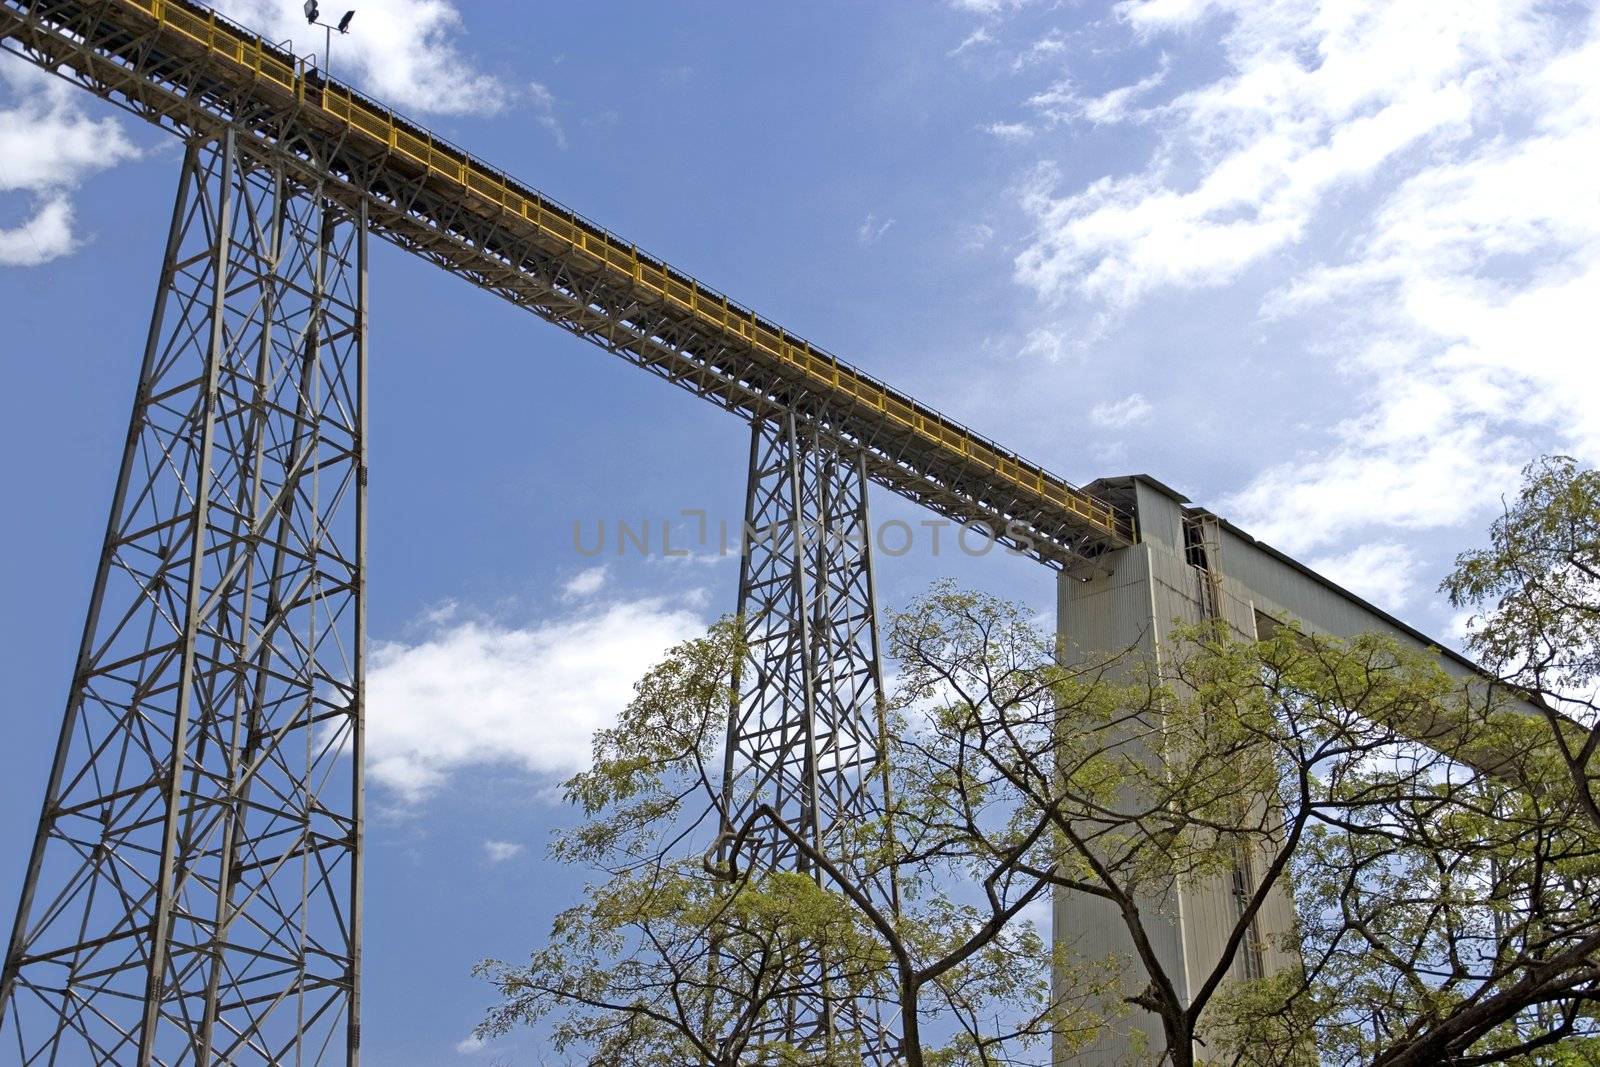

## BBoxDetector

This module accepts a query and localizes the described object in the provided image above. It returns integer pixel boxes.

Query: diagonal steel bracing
[725,414,900,1062]
[0,132,368,1067]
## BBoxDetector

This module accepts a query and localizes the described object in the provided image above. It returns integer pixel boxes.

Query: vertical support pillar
[346,195,370,1067]
[0,134,367,1066]
[724,413,899,1062]
[1054,478,1298,1066]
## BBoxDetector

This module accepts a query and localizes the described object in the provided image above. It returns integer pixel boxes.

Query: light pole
[303,2,355,80]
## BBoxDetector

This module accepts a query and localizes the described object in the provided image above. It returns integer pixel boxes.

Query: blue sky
[2,0,1596,1060]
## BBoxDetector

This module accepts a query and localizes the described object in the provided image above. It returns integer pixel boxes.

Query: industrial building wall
[1051,475,1480,1064]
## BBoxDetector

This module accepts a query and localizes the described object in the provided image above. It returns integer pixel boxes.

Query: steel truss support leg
[0,131,368,1067]
[726,412,899,1062]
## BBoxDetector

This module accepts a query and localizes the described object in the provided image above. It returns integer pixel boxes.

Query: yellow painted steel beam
[15,0,1137,551]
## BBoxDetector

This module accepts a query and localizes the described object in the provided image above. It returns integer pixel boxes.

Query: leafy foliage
[474,617,1107,1065]
[1447,455,1600,835]
[479,457,1600,1066]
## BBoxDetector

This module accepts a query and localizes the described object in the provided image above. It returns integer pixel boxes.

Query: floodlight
[337,9,355,32]
[303,1,318,24]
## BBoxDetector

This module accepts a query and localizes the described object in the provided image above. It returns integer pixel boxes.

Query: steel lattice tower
[725,413,900,1062]
[1,131,368,1066]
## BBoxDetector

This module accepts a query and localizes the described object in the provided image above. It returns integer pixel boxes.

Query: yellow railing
[119,0,1130,543]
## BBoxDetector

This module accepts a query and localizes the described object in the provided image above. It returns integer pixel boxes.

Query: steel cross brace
[723,413,900,1063]
[0,133,368,1067]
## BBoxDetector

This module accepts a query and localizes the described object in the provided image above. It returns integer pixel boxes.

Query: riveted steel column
[724,414,899,1063]
[1,134,368,1067]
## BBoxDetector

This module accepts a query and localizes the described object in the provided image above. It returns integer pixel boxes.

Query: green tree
[1446,455,1600,835]
[473,619,1110,1066]
[1208,455,1600,1065]
[894,586,1598,1066]
[477,457,1600,1065]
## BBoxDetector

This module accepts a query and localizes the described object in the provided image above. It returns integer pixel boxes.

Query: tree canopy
[477,457,1600,1065]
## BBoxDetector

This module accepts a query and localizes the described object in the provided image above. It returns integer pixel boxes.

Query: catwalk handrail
[12,0,1136,549]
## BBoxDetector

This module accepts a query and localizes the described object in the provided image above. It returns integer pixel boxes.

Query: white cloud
[454,1034,485,1054]
[0,66,139,266]
[1118,0,1225,32]
[1224,7,1600,549]
[961,222,996,250]
[983,121,1035,141]
[1225,425,1521,554]
[527,80,567,150]
[364,599,704,801]
[419,599,459,626]
[950,0,1033,13]
[0,70,136,190]
[482,839,524,863]
[1090,392,1152,428]
[561,565,608,599]
[993,0,1598,554]
[1011,31,1068,71]
[0,196,74,267]
[1444,608,1477,651]
[1028,61,1168,126]
[858,213,896,245]
[1307,542,1418,612]
[209,0,514,115]
[1014,1,1545,308]
[1018,327,1070,362]
[949,27,994,56]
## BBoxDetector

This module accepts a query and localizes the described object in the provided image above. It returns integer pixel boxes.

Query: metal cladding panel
[1058,544,1161,663]
[1179,870,1242,984]
[1055,545,1193,1066]
[1057,536,1308,1065]
[1051,879,1187,1066]
[1054,477,1548,1065]
[1218,525,1402,641]
[1132,479,1187,555]
[1252,856,1303,975]
[1212,521,1521,689]
[1148,546,1206,633]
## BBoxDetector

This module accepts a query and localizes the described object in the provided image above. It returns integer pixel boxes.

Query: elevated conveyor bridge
[0,0,1132,567]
